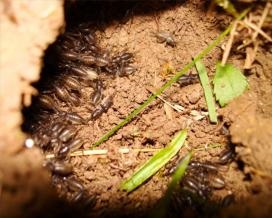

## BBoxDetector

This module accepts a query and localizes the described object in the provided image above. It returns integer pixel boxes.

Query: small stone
[187,88,201,104]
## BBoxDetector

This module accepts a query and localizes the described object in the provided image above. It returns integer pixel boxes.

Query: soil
[1,1,272,218]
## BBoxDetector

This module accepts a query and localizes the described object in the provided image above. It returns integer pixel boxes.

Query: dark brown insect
[54,85,70,103]
[68,92,81,107]
[95,55,110,67]
[91,80,103,105]
[33,132,51,149]
[58,128,77,142]
[209,175,225,189]
[218,148,235,165]
[51,122,67,138]
[65,178,85,202]
[177,74,199,87]
[56,144,70,160]
[39,95,59,112]
[77,54,96,65]
[91,95,113,120]
[188,161,218,171]
[61,112,87,125]
[119,65,136,76]
[44,160,73,176]
[61,51,79,61]
[221,194,235,207]
[67,138,85,152]
[63,76,82,91]
[112,52,134,64]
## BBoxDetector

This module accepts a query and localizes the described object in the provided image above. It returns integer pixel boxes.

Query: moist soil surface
[22,1,272,217]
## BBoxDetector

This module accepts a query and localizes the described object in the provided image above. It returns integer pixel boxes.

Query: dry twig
[46,147,159,158]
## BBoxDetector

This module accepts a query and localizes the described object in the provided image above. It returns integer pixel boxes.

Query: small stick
[252,2,271,41]
[45,147,159,159]
[244,19,272,42]
[194,143,223,151]
[146,87,184,112]
[222,21,238,65]
[238,3,270,51]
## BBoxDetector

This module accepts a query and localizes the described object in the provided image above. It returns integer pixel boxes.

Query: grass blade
[121,129,187,192]
[167,151,193,192]
[149,152,193,218]
[195,60,218,123]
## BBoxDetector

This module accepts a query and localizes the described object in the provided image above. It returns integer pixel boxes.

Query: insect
[221,194,235,207]
[60,112,87,125]
[91,80,103,105]
[77,54,96,65]
[58,127,77,142]
[56,144,70,160]
[64,178,85,202]
[53,84,81,106]
[177,74,199,87]
[95,55,111,67]
[112,51,134,64]
[63,76,82,91]
[119,65,136,76]
[39,95,60,112]
[209,175,225,189]
[153,31,176,47]
[66,138,85,152]
[44,160,73,176]
[218,148,235,165]
[51,122,67,138]
[91,95,113,120]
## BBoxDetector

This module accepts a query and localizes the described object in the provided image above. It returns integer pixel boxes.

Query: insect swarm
[22,20,137,210]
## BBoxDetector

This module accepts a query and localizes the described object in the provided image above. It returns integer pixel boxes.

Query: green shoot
[149,152,193,218]
[195,60,218,123]
[213,63,248,107]
[121,129,187,192]
[213,0,239,18]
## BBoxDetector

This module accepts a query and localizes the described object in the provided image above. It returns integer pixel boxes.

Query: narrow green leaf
[166,151,193,193]
[121,129,187,192]
[214,0,239,18]
[149,152,193,218]
[195,60,218,123]
[213,63,248,107]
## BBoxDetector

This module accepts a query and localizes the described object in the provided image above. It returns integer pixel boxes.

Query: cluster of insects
[23,22,136,208]
[165,144,236,217]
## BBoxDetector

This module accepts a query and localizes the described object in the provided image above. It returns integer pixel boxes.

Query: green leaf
[149,152,192,218]
[213,0,239,18]
[195,60,218,123]
[166,151,192,194]
[121,129,187,192]
[213,63,248,107]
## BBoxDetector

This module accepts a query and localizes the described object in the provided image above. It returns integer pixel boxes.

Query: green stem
[92,9,250,147]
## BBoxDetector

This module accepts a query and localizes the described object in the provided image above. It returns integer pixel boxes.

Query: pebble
[186,88,201,104]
